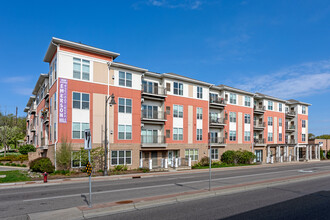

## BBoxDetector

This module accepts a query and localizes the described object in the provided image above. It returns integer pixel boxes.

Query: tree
[56,140,72,170]
[0,126,21,156]
[308,133,315,140]
[315,134,330,139]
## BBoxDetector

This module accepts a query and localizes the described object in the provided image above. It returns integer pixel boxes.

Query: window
[111,150,132,165]
[211,149,219,160]
[173,128,183,140]
[279,103,283,112]
[279,133,282,142]
[174,82,183,95]
[244,131,250,141]
[279,118,283,127]
[230,112,236,123]
[210,93,218,102]
[72,122,89,139]
[118,98,132,113]
[72,151,88,168]
[197,86,203,99]
[197,107,203,120]
[229,130,236,141]
[185,149,198,161]
[166,83,171,92]
[173,105,183,118]
[268,101,273,110]
[302,120,306,128]
[210,112,218,122]
[54,92,57,110]
[142,105,158,119]
[166,106,171,115]
[166,130,170,138]
[244,96,251,107]
[54,57,57,80]
[302,106,306,114]
[197,129,203,141]
[72,92,89,110]
[229,93,237,104]
[118,125,132,140]
[244,114,251,124]
[119,71,132,87]
[268,132,273,141]
[268,117,273,126]
[302,134,306,142]
[49,65,52,85]
[73,58,90,80]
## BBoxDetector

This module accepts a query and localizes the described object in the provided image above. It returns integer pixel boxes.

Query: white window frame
[268,117,273,126]
[302,120,306,128]
[173,105,183,118]
[229,130,236,141]
[244,131,251,141]
[185,149,198,161]
[268,132,273,141]
[118,98,132,114]
[197,129,203,141]
[173,127,183,140]
[302,134,306,142]
[118,125,132,140]
[73,57,90,81]
[279,118,282,127]
[244,96,251,107]
[72,122,90,139]
[119,71,132,87]
[302,106,306,114]
[211,149,219,160]
[197,86,203,99]
[230,112,236,123]
[229,93,237,104]
[279,103,283,112]
[197,107,203,120]
[71,151,87,168]
[268,101,273,110]
[173,82,183,95]
[111,150,132,166]
[244,114,251,124]
[72,92,90,110]
[279,133,282,142]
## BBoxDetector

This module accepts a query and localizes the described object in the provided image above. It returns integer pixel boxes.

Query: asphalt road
[92,175,330,220]
[1,162,330,219]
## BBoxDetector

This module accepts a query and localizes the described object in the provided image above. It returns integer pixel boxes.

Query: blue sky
[0,0,329,135]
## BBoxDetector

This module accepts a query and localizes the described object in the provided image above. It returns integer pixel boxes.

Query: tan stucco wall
[188,105,193,144]
[238,112,243,143]
[93,93,106,144]
[188,85,193,98]
[238,95,243,106]
[93,61,108,84]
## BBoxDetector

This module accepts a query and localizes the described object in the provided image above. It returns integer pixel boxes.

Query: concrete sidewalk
[0,160,326,189]
[23,169,330,220]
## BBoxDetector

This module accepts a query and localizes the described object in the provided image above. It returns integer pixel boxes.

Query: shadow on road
[81,194,89,206]
[222,190,330,220]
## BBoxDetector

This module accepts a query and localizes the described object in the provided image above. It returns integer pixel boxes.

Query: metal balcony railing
[286,111,296,116]
[209,117,226,124]
[254,138,265,144]
[286,139,296,144]
[210,137,226,144]
[209,97,226,105]
[254,105,266,111]
[141,135,166,144]
[286,124,295,130]
[254,121,265,128]
[141,110,167,120]
[41,137,45,146]
[141,85,167,96]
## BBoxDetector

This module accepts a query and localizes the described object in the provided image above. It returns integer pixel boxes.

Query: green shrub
[10,163,17,166]
[0,155,28,162]
[19,144,36,155]
[5,163,10,166]
[114,165,125,171]
[29,157,55,173]
[53,170,70,175]
[138,167,150,173]
[326,151,330,159]
[221,150,237,164]
[21,164,27,167]
[98,169,103,173]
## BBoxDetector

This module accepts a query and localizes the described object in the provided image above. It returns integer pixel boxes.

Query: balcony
[285,111,296,118]
[30,106,36,114]
[40,137,48,150]
[30,125,36,132]
[254,121,265,130]
[209,97,226,109]
[209,117,226,128]
[141,85,167,100]
[286,124,295,132]
[141,110,167,124]
[42,110,50,125]
[210,137,226,146]
[254,105,266,114]
[254,138,266,146]
[141,135,167,148]
[44,86,49,99]
[286,139,296,145]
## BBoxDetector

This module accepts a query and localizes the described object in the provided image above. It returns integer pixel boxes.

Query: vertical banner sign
[59,78,68,123]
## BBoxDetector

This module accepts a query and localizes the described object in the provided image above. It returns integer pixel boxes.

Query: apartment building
[24,37,320,170]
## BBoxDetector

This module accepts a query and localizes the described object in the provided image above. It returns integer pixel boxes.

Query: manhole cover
[116,200,133,204]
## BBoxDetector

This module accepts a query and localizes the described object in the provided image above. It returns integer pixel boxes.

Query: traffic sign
[84,129,92,150]
[86,161,92,176]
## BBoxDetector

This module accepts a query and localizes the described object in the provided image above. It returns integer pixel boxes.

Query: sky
[0,0,329,135]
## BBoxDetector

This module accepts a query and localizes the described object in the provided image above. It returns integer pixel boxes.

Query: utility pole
[104,94,116,176]
[15,107,18,126]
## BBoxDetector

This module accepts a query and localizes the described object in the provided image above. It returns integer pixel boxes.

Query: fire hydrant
[43,172,48,183]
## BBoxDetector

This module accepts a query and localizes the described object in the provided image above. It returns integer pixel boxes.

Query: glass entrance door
[255,150,263,162]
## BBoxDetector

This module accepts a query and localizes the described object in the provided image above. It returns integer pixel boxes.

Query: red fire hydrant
[43,172,48,183]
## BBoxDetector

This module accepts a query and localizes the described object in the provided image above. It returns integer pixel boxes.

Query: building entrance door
[255,150,263,162]
[151,151,158,167]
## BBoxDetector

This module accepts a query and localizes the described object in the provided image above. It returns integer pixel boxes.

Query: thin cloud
[14,87,33,96]
[234,60,330,99]
[3,76,29,83]
[135,0,203,10]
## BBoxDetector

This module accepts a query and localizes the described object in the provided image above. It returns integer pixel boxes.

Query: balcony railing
[141,85,167,96]
[210,137,226,144]
[286,124,295,130]
[41,137,45,146]
[254,121,265,128]
[30,106,36,114]
[209,97,226,105]
[141,135,166,145]
[141,110,167,120]
[30,124,36,132]
[209,117,226,125]
[254,105,266,111]
[254,138,265,144]
[286,139,296,144]
[285,111,296,117]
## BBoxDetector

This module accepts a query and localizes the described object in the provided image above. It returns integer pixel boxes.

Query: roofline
[32,74,48,95]
[220,85,255,96]
[163,73,213,87]
[26,96,36,108]
[286,100,312,106]
[44,37,120,63]
[111,62,148,73]
[254,93,287,103]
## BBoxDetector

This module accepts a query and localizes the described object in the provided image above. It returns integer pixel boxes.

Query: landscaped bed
[0,170,31,183]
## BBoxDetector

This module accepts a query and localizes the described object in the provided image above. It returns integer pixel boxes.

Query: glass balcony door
[142,105,158,119]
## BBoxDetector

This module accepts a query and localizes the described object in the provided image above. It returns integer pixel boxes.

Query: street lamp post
[104,93,116,176]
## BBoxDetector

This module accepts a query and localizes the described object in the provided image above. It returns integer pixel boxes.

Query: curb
[23,170,330,220]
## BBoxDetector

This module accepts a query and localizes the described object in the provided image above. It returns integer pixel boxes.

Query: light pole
[104,93,116,176]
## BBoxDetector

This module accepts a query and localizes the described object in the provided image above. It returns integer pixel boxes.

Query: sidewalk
[0,160,326,189]
[25,169,330,220]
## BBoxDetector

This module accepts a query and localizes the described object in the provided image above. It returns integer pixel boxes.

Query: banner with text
[59,78,68,123]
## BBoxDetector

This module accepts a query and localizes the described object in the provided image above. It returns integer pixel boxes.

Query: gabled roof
[32,74,48,95]
[44,37,120,63]
[286,99,311,106]
[255,92,287,103]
